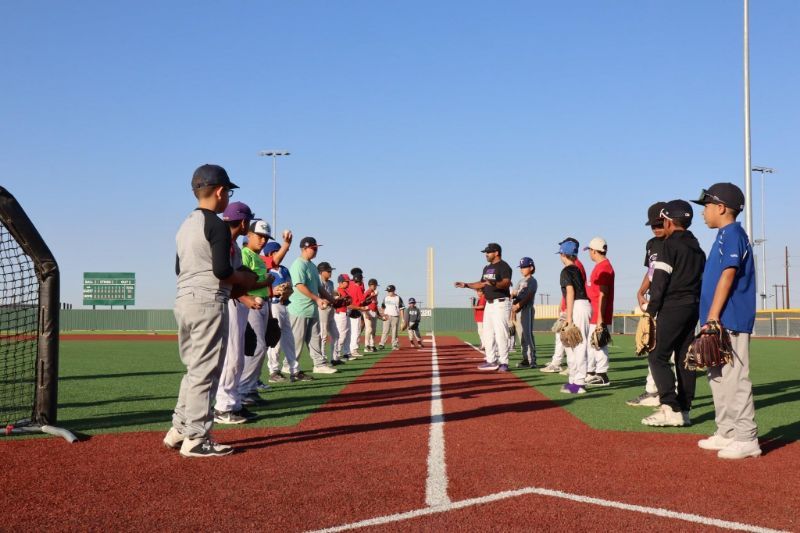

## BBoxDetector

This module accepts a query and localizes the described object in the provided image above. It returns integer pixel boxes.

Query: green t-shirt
[287,257,320,318]
[241,246,269,299]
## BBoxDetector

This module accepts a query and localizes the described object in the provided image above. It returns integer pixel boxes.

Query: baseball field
[1,333,797,531]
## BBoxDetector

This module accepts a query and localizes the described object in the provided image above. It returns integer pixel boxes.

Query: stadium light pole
[752,166,774,309]
[258,150,290,232]
[743,0,754,243]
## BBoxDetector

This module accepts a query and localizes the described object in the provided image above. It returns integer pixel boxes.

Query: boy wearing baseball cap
[317,262,338,364]
[379,284,405,350]
[641,200,705,427]
[363,278,380,352]
[513,257,538,368]
[557,239,591,393]
[333,274,354,361]
[404,298,423,348]
[584,238,615,387]
[214,204,271,424]
[166,165,257,457]
[693,183,760,459]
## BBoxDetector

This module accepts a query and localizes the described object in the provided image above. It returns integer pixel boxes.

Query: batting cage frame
[0,186,76,442]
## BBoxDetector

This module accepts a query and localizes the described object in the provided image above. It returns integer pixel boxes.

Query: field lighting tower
[752,166,775,309]
[258,150,291,232]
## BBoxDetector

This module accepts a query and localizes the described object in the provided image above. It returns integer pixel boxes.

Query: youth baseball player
[379,285,405,349]
[513,257,538,368]
[584,238,615,387]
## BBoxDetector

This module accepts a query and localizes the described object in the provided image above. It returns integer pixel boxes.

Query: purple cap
[222,202,254,222]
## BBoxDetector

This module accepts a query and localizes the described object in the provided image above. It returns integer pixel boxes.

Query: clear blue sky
[2,1,798,310]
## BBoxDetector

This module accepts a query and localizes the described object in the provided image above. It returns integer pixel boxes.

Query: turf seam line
[425,333,450,507]
[308,484,787,533]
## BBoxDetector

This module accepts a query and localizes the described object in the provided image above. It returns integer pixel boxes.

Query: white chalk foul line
[308,484,787,533]
[425,333,450,507]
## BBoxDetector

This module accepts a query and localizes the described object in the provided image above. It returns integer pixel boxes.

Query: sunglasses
[697,189,725,206]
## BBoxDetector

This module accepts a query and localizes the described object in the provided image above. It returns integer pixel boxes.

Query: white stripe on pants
[215,299,249,412]
[267,303,299,375]
[565,300,591,386]
[586,323,609,373]
[239,304,269,396]
[334,312,350,359]
[707,332,758,441]
[483,299,511,365]
[349,315,362,353]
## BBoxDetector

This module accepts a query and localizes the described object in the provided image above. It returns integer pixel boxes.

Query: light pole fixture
[752,166,775,309]
[258,150,291,233]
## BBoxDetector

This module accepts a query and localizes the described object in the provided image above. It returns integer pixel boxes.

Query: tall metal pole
[258,150,290,233]
[752,166,774,310]
[743,0,753,243]
[787,246,791,308]
[272,155,277,232]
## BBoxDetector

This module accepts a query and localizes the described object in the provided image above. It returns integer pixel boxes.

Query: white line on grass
[425,333,450,507]
[308,485,787,533]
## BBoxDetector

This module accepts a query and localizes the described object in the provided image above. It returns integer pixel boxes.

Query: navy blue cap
[691,183,745,212]
[317,261,334,272]
[519,257,535,268]
[408,297,417,304]
[481,243,502,254]
[192,164,239,190]
[662,199,693,225]
[299,236,321,249]
[646,202,667,226]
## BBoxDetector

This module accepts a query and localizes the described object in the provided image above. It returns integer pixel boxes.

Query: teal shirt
[287,257,320,318]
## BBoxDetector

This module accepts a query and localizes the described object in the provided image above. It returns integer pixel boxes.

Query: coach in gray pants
[287,237,337,374]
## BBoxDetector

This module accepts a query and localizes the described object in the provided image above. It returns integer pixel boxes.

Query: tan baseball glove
[559,323,583,348]
[634,313,656,356]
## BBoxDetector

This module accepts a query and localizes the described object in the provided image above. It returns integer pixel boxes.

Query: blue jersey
[269,264,292,301]
[699,222,756,333]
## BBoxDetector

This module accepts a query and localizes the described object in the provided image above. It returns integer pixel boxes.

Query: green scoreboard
[83,272,135,307]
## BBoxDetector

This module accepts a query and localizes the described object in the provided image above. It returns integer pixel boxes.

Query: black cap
[386,284,396,292]
[408,297,416,304]
[691,182,745,212]
[317,262,334,273]
[368,278,378,286]
[299,236,321,249]
[662,199,693,226]
[350,267,363,276]
[481,243,502,254]
[558,237,579,247]
[646,201,668,226]
[191,164,239,190]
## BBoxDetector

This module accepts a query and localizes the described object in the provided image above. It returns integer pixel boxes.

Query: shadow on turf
[60,370,183,381]
[229,396,571,451]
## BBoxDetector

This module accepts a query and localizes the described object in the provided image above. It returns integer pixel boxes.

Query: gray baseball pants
[289,313,326,367]
[172,291,229,440]
[707,332,758,441]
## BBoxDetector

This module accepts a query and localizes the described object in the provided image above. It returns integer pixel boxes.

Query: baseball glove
[551,317,567,333]
[634,313,656,356]
[332,295,352,309]
[684,320,733,371]
[508,323,517,337]
[273,281,293,299]
[265,317,281,348]
[590,323,612,350]
[559,323,583,349]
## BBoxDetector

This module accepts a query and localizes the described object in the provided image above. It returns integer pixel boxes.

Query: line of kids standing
[456,182,760,459]
[164,163,424,458]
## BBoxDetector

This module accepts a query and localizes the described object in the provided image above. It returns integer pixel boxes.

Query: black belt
[487,298,508,303]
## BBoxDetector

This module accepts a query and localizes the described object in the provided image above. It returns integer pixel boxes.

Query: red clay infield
[1,336,797,531]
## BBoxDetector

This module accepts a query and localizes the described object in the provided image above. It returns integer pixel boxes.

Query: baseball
[282,229,291,240]
[640,303,647,312]
[255,297,264,305]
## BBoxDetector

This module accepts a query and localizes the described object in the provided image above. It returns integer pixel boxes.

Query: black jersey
[644,237,665,281]
[560,265,588,301]
[482,260,512,300]
[646,230,705,314]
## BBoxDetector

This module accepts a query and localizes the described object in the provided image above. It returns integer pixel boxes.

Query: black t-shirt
[644,237,664,271]
[482,260,512,300]
[647,230,706,313]
[560,265,588,301]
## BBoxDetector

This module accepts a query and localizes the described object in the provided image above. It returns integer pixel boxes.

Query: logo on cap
[299,237,320,249]
[519,257,535,268]
[248,219,272,237]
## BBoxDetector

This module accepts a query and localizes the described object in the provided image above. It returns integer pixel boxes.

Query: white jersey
[383,294,403,317]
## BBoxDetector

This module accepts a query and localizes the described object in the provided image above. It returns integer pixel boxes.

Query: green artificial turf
[449,331,800,441]
[55,340,389,436]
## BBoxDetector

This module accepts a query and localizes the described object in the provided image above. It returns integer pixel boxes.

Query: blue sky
[2,1,798,310]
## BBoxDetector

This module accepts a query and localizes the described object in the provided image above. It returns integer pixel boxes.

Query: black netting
[0,223,38,426]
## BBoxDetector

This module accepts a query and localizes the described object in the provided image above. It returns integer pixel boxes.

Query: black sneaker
[233,406,258,420]
[515,360,530,368]
[529,362,538,369]
[378,345,385,350]
[586,373,611,387]
[291,371,314,382]
[241,392,264,406]
[180,437,234,458]
[268,372,287,383]
[331,359,345,366]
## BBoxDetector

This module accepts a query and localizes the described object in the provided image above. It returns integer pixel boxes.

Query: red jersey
[364,288,379,312]
[261,255,276,298]
[473,295,486,323]
[560,258,587,311]
[587,259,615,324]
[335,286,349,313]
[345,280,365,308]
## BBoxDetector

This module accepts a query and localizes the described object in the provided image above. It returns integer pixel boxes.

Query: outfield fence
[58,308,800,338]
